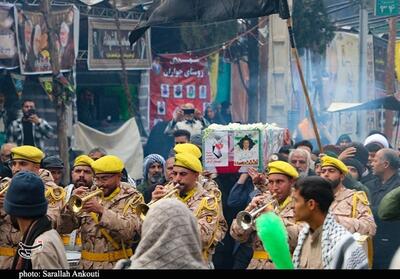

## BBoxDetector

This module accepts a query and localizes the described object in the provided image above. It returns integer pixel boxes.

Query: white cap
[364,134,389,148]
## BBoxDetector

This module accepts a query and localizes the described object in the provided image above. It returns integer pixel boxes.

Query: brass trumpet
[236,194,278,230]
[68,187,104,213]
[136,183,181,220]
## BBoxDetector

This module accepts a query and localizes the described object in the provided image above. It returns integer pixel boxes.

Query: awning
[327,102,362,112]
[327,95,400,112]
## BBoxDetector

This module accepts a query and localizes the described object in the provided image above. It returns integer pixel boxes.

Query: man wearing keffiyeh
[292,176,368,269]
[137,154,166,203]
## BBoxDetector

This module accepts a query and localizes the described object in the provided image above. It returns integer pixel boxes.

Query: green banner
[216,58,231,104]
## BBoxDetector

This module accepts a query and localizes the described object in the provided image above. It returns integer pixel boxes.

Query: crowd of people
[1,100,400,270]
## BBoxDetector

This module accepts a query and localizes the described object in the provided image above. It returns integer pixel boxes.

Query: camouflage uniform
[165,181,220,265]
[230,191,301,269]
[39,169,66,225]
[62,183,82,262]
[199,175,228,260]
[330,187,376,237]
[330,186,376,266]
[57,182,143,269]
[0,171,65,269]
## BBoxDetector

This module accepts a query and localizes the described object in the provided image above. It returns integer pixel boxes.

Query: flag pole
[281,1,323,152]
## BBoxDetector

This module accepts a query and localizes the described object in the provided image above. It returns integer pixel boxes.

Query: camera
[24,108,36,118]
[182,109,195,115]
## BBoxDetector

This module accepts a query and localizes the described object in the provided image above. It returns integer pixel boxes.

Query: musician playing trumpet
[59,155,95,261]
[57,155,143,269]
[230,161,302,269]
[151,152,221,268]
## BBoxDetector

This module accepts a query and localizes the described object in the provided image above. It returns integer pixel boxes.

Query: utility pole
[41,0,70,185]
[384,17,397,142]
[259,17,268,123]
[247,18,260,123]
[111,0,135,118]
[358,0,368,142]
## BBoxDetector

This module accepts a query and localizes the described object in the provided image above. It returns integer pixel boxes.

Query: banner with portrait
[0,3,18,69]
[149,53,211,128]
[204,130,229,167]
[202,123,284,174]
[88,18,151,70]
[15,5,79,75]
[233,130,261,167]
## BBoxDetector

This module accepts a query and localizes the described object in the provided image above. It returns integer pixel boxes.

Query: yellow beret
[321,155,349,175]
[174,143,202,159]
[174,152,203,173]
[268,160,299,179]
[73,155,94,168]
[91,155,124,174]
[11,145,44,164]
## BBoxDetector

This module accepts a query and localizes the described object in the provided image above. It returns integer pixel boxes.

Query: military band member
[319,155,376,266]
[62,155,95,251]
[230,161,301,269]
[0,145,65,269]
[57,155,143,269]
[173,143,228,260]
[152,152,221,268]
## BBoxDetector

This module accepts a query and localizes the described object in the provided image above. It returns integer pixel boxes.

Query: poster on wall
[15,4,79,74]
[0,3,18,69]
[149,53,211,128]
[88,18,151,70]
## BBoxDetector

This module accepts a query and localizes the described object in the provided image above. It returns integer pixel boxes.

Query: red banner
[149,53,211,128]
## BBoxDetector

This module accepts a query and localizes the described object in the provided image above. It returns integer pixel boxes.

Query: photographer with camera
[164,103,209,137]
[7,100,54,151]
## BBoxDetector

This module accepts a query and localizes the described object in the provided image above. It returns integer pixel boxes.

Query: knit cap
[4,171,47,218]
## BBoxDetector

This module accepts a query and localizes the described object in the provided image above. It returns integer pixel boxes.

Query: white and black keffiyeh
[143,154,165,181]
[293,213,369,269]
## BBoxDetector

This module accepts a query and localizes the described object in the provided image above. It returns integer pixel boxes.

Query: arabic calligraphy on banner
[149,53,211,128]
[88,17,151,70]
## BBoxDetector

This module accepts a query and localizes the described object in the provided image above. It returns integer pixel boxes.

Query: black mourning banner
[129,0,290,44]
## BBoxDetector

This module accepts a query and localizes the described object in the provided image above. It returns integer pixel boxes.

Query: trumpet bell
[68,188,104,214]
[136,203,150,220]
[236,211,253,230]
[68,195,83,213]
[135,183,181,220]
